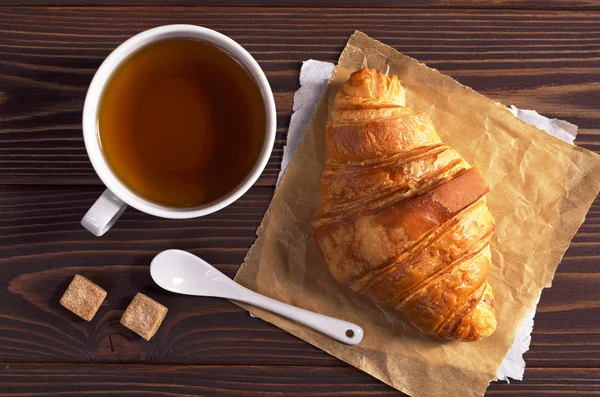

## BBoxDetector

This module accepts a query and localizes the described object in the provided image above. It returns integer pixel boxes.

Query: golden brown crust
[313,68,497,341]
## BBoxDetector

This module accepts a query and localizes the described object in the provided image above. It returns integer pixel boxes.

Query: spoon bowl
[151,249,236,297]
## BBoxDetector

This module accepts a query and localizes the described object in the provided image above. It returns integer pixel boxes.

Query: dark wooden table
[1,1,600,396]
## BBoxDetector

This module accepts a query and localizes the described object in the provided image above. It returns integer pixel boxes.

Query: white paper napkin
[277,59,578,382]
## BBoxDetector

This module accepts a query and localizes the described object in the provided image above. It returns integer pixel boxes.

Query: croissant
[313,68,497,341]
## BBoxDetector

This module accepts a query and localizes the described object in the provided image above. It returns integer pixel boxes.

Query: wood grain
[2,7,600,185]
[0,185,599,367]
[4,1,600,10]
[0,364,599,396]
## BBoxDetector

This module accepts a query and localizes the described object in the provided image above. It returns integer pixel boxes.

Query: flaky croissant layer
[313,68,497,341]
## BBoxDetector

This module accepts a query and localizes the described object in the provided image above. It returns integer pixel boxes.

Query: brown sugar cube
[120,293,168,341]
[60,274,107,321]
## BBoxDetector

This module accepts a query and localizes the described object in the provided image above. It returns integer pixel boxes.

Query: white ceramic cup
[81,25,276,237]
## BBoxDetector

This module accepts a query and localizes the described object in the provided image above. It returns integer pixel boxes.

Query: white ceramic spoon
[150,249,363,345]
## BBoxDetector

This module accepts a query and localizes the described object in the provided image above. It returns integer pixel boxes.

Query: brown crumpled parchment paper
[234,31,600,397]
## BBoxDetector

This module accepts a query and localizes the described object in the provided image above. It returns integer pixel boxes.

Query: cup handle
[81,189,127,236]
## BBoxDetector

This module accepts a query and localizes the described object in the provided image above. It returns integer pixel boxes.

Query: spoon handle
[230,284,363,345]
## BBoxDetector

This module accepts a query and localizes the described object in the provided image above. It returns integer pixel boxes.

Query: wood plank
[0,364,599,396]
[4,1,600,10]
[2,7,600,185]
[1,185,599,367]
